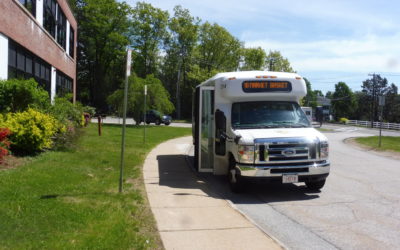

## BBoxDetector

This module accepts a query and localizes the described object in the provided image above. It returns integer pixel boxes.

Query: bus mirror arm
[234,135,242,144]
[219,132,241,144]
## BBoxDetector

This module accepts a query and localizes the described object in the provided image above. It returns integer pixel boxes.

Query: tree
[265,50,294,72]
[129,2,169,78]
[73,0,131,111]
[361,74,391,124]
[353,91,370,120]
[196,22,242,73]
[302,78,317,108]
[107,74,174,124]
[331,82,356,119]
[383,83,399,123]
[162,5,200,119]
[240,47,266,71]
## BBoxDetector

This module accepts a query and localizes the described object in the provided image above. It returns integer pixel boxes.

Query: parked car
[144,110,172,125]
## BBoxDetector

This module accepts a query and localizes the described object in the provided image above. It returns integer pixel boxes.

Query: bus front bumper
[236,161,330,181]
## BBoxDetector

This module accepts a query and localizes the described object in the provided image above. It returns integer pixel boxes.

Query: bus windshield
[231,101,311,129]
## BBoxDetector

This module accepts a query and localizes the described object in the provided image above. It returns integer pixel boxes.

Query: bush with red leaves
[0,128,11,162]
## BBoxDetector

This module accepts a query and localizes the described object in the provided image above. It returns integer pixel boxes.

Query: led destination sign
[242,81,292,93]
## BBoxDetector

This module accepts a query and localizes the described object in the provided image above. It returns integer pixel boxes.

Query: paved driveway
[193,125,400,250]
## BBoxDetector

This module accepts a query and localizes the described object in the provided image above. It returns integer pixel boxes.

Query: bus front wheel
[228,157,242,193]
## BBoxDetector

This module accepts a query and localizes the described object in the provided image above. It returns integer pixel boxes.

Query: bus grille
[255,138,318,164]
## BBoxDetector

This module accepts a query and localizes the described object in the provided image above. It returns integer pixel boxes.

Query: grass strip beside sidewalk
[355,136,400,153]
[0,124,191,249]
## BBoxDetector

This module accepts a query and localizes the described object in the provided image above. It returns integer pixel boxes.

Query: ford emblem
[282,148,296,157]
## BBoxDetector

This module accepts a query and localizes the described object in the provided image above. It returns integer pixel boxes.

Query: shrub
[47,97,84,127]
[339,117,349,124]
[0,127,11,162]
[83,105,96,117]
[0,78,50,113]
[0,109,65,154]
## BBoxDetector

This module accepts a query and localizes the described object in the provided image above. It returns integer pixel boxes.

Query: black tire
[305,179,326,191]
[146,121,150,125]
[155,119,161,125]
[228,157,242,193]
[164,122,170,126]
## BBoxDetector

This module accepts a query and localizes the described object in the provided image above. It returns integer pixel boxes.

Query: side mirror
[215,109,225,130]
[215,109,226,156]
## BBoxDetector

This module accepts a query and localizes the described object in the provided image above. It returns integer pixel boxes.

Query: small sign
[126,49,132,77]
[144,85,147,95]
[378,96,385,106]
[242,81,292,93]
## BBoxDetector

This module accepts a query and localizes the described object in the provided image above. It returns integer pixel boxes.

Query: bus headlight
[238,145,255,163]
[320,141,329,159]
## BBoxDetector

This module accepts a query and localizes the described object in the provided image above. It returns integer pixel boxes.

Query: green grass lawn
[0,124,191,249]
[355,136,400,152]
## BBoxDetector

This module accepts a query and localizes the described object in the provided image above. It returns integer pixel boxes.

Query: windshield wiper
[234,124,278,129]
[290,124,309,128]
[272,121,310,128]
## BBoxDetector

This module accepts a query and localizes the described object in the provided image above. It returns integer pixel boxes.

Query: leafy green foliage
[0,109,65,154]
[332,82,356,120]
[0,79,50,113]
[74,0,131,110]
[48,97,85,128]
[108,74,174,124]
[302,78,317,107]
[265,50,295,72]
[197,22,242,72]
[240,47,266,71]
[130,2,169,77]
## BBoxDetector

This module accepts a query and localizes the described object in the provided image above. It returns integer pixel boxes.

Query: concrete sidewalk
[143,136,282,250]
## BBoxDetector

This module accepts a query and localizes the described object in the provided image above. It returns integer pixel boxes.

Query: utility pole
[368,73,376,128]
[119,48,132,193]
[176,49,184,120]
[269,57,275,71]
[144,85,147,144]
[176,64,181,120]
[378,96,385,147]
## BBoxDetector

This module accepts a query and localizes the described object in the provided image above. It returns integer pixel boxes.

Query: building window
[8,40,51,93]
[57,5,66,50]
[19,0,36,16]
[69,26,74,58]
[43,0,70,51]
[43,0,57,39]
[56,70,73,96]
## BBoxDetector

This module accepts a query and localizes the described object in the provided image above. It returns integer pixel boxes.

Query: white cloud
[245,33,400,72]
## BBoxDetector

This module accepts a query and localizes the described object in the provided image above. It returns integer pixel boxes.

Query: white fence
[347,120,400,130]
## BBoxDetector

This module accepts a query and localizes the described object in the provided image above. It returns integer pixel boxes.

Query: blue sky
[126,0,400,94]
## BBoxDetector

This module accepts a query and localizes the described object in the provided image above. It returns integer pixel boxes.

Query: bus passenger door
[195,86,214,172]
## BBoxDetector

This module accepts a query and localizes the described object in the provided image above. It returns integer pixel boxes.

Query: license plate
[282,174,298,183]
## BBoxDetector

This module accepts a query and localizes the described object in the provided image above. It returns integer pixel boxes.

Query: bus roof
[199,71,303,87]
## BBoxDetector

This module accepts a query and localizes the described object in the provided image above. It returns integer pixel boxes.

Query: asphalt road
[194,124,400,250]
[91,116,192,128]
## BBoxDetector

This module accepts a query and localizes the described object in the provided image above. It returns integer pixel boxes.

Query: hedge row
[0,79,94,156]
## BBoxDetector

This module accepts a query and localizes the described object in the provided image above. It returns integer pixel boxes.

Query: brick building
[0,0,77,102]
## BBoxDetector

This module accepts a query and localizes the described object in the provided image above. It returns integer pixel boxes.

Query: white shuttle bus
[192,71,330,192]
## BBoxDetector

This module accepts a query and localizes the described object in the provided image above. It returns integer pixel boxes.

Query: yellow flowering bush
[0,109,65,154]
[339,117,349,124]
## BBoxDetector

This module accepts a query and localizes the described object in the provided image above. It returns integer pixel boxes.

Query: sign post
[144,85,147,144]
[378,96,385,147]
[119,49,132,193]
